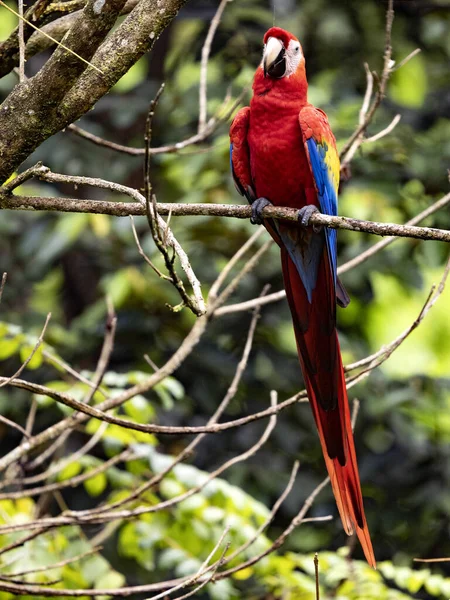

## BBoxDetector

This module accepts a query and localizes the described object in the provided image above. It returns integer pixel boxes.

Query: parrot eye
[294,45,300,53]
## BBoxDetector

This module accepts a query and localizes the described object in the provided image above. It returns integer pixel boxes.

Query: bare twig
[9,166,205,315]
[345,255,450,386]
[140,83,205,315]
[223,460,300,565]
[84,300,116,405]
[0,272,7,303]
[130,216,169,280]
[365,113,401,143]
[392,48,421,72]
[210,241,273,312]
[339,0,420,169]
[340,0,395,165]
[0,312,208,473]
[198,0,231,133]
[67,87,245,157]
[89,292,265,513]
[42,349,107,396]
[18,423,108,484]
[0,392,279,533]
[0,414,30,439]
[18,0,26,81]
[208,226,265,302]
[144,527,230,600]
[0,313,51,389]
[0,527,51,558]
[413,557,450,563]
[3,546,102,578]
[314,553,320,600]
[0,449,131,500]
[2,253,448,447]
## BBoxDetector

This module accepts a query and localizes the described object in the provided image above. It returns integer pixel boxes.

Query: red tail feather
[281,247,376,568]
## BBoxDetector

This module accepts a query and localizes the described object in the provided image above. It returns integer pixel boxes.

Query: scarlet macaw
[230,27,375,567]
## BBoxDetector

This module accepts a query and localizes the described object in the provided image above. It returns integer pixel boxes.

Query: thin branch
[0,392,279,532]
[0,272,7,303]
[340,0,395,164]
[6,165,206,315]
[365,113,401,143]
[0,312,51,389]
[0,414,30,439]
[210,241,273,312]
[0,315,208,473]
[345,255,450,385]
[141,83,205,315]
[223,460,300,565]
[42,349,107,396]
[67,87,245,157]
[0,449,132,500]
[84,300,116,405]
[144,527,230,600]
[3,253,448,445]
[0,527,51,557]
[2,192,449,243]
[130,216,170,280]
[413,557,450,563]
[208,226,265,302]
[392,47,421,72]
[4,546,102,578]
[19,423,108,484]
[89,293,264,513]
[338,190,450,275]
[198,0,231,132]
[314,553,320,600]
[18,0,26,81]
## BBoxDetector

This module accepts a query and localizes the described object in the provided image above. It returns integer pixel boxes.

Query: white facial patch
[285,39,303,77]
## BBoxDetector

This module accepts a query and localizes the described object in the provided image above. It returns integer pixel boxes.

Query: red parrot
[230,27,375,567]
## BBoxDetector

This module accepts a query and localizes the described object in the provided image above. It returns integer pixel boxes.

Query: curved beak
[263,37,286,78]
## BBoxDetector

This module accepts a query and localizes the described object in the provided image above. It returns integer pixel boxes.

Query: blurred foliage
[1,0,450,598]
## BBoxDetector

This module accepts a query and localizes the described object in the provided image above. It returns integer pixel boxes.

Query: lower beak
[263,37,286,78]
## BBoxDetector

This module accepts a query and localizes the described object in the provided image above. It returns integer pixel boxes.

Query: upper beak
[263,37,286,78]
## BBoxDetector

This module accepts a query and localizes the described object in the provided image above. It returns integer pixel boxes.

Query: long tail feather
[281,246,376,568]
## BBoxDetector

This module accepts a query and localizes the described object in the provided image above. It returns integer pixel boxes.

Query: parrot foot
[298,205,322,233]
[250,197,272,225]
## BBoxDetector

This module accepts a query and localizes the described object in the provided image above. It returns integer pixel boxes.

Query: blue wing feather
[306,138,338,284]
[275,135,339,304]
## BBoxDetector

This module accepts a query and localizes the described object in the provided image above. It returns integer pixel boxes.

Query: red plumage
[230,28,375,567]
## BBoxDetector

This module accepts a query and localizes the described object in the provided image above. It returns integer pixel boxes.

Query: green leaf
[0,335,21,360]
[57,461,82,482]
[391,49,427,108]
[94,570,126,596]
[84,470,107,497]
[123,395,155,423]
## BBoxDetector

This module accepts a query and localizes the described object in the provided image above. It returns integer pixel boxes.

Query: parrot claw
[298,205,322,233]
[250,197,272,225]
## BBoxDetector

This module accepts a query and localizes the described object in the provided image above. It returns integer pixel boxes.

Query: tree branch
[0,0,188,184]
[1,193,449,243]
[0,0,128,183]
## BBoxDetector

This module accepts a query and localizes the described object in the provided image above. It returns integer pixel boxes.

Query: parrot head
[262,27,304,79]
